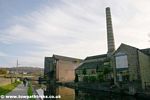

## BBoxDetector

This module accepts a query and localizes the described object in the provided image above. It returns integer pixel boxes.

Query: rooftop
[53,54,83,62]
[140,48,150,56]
[85,54,107,60]
[76,54,108,70]
[76,60,103,70]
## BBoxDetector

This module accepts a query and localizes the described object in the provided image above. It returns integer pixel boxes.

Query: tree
[74,73,79,83]
[0,69,7,74]
[82,68,87,75]
[103,67,111,75]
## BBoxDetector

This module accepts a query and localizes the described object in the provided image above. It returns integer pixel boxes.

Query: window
[115,52,129,82]
[115,53,128,68]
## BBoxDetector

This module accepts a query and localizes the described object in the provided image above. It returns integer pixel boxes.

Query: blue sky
[0,0,150,67]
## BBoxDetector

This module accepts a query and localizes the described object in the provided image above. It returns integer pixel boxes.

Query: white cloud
[0,0,150,67]
[0,52,7,56]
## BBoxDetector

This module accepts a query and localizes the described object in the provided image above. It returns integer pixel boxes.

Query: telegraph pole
[15,59,19,81]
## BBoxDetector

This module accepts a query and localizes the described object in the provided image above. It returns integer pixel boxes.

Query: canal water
[42,85,142,100]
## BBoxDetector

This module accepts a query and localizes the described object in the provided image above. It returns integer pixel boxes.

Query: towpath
[1,83,28,100]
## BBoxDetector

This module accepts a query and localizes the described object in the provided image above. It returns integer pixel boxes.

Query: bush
[28,82,35,100]
[88,76,96,82]
[82,68,87,75]
[0,69,7,74]
[83,76,89,82]
[97,73,104,82]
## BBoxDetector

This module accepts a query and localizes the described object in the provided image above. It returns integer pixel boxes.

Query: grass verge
[28,82,36,100]
[0,81,21,95]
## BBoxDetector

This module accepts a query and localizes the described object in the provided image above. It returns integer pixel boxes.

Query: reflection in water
[58,86,75,100]
[44,84,139,100]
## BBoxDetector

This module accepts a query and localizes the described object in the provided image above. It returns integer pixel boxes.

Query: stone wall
[138,51,150,89]
[114,44,140,81]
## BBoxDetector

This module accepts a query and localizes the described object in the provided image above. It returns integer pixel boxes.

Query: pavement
[1,83,28,100]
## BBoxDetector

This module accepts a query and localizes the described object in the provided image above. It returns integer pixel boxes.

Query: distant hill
[0,67,44,76]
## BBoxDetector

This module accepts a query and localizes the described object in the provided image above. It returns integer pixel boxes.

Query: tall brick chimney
[106,7,115,57]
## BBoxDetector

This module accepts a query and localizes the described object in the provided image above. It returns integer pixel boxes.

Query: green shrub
[97,73,104,82]
[88,76,96,82]
[83,76,89,82]
[82,68,87,75]
[28,82,35,100]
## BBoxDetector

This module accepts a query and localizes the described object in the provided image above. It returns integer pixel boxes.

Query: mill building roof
[76,54,108,70]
